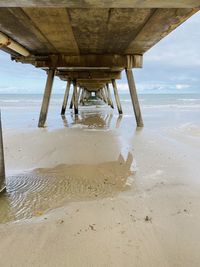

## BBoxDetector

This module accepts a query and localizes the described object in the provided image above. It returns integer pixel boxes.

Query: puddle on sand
[62,112,115,129]
[0,153,134,223]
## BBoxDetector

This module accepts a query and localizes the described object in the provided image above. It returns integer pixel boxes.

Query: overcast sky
[0,11,200,94]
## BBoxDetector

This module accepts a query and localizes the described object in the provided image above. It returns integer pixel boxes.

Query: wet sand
[0,107,200,266]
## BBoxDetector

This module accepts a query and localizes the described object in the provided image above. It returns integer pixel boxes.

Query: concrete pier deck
[0,1,199,126]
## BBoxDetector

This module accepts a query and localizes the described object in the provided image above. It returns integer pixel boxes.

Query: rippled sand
[0,153,133,223]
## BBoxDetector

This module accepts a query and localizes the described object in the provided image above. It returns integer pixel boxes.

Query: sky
[0,11,200,95]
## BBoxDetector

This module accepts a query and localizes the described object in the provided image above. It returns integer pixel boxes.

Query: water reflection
[61,110,122,129]
[0,153,134,223]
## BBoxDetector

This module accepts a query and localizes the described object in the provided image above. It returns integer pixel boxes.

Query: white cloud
[175,84,190,90]
[117,83,129,91]
[144,12,200,68]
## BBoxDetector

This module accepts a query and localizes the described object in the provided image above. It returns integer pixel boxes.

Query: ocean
[1,93,200,108]
[0,93,200,129]
[0,92,200,223]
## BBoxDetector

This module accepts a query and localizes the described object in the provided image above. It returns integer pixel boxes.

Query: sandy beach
[0,95,200,266]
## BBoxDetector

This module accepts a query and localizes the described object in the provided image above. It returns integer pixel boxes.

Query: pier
[0,0,200,127]
[1,3,200,265]
[0,1,199,127]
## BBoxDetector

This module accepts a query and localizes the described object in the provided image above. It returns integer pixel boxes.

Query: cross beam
[13,54,143,69]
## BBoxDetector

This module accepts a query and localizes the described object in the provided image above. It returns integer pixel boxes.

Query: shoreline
[0,104,200,266]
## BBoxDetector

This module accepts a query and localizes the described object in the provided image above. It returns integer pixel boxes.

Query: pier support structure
[125,68,143,127]
[106,83,114,109]
[77,87,81,103]
[69,88,74,109]
[38,69,55,127]
[101,88,108,104]
[73,79,78,115]
[0,112,5,193]
[61,80,71,115]
[79,89,85,105]
[111,79,123,114]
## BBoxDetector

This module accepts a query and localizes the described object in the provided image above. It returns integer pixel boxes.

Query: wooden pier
[0,1,199,127]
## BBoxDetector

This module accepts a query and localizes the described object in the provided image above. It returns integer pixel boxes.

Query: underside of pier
[0,1,199,127]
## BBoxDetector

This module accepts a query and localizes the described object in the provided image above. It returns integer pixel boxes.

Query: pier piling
[73,79,79,115]
[61,80,71,115]
[0,112,5,193]
[69,89,74,109]
[126,69,143,127]
[38,69,55,127]
[106,83,114,109]
[101,89,108,104]
[112,79,123,114]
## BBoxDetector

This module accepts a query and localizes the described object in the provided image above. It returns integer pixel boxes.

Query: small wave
[1,100,20,103]
[143,104,200,109]
[179,123,200,136]
[170,123,200,137]
[121,100,132,103]
[178,98,200,102]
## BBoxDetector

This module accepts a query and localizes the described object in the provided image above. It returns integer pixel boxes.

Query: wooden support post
[38,69,55,127]
[106,83,114,109]
[0,111,5,193]
[111,79,123,114]
[61,80,71,115]
[125,69,143,127]
[73,79,78,115]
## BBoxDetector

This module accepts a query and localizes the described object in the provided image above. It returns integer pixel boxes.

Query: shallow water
[0,93,200,223]
[0,153,134,223]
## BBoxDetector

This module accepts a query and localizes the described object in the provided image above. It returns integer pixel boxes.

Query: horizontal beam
[0,0,199,8]
[0,31,30,56]
[77,82,107,90]
[13,54,143,69]
[78,80,111,84]
[56,70,121,80]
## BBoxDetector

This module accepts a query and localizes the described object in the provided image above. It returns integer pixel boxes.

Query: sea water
[0,93,200,128]
[0,93,200,223]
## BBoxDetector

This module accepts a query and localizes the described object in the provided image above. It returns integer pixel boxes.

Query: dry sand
[0,110,200,266]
